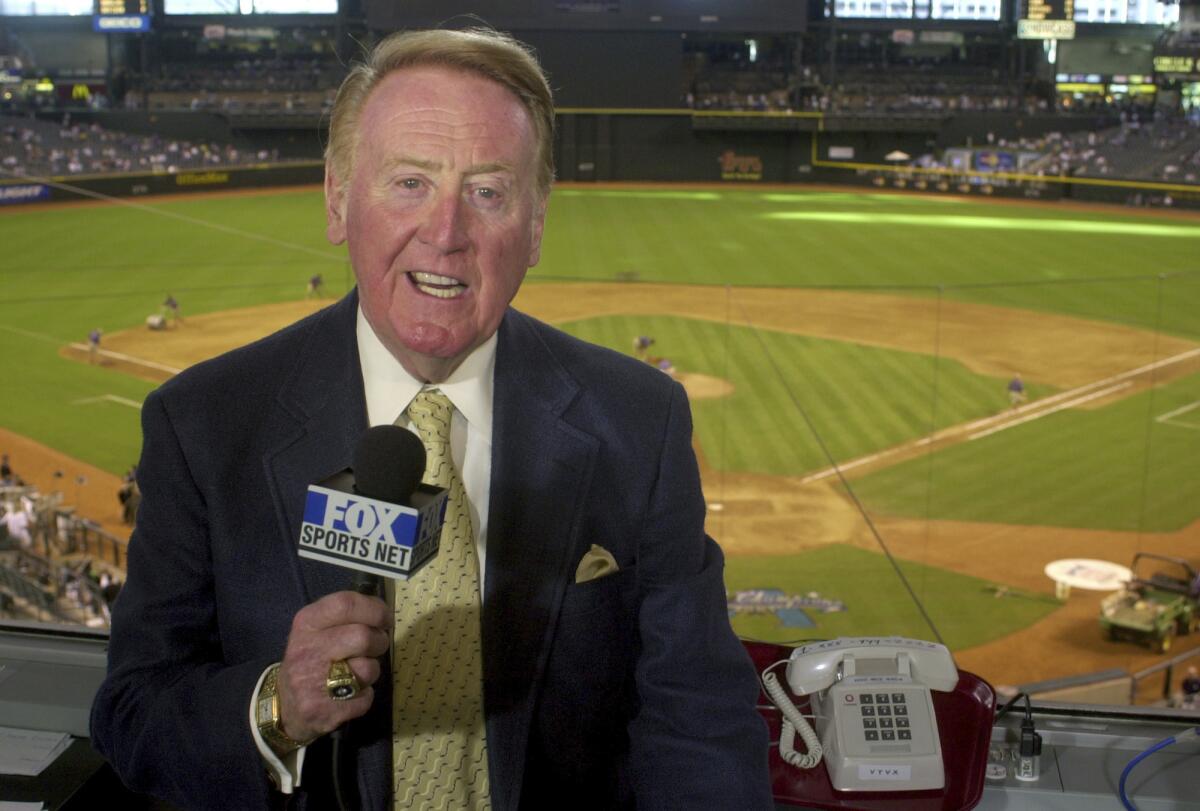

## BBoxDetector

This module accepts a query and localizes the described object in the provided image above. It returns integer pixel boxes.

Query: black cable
[733,294,945,645]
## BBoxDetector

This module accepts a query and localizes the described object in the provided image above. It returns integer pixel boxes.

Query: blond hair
[326,28,555,198]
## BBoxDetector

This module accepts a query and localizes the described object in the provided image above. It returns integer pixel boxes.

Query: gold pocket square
[575,544,619,584]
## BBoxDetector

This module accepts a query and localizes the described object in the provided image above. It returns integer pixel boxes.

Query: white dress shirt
[253,305,497,792]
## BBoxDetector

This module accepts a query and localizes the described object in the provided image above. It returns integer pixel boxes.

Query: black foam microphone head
[353,425,426,505]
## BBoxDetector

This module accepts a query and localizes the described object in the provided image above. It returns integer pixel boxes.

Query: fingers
[275,591,392,743]
[293,590,393,635]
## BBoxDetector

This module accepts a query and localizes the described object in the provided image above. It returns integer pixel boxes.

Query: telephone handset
[762,636,960,793]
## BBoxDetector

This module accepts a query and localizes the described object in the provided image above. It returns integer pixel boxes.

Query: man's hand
[276,590,392,744]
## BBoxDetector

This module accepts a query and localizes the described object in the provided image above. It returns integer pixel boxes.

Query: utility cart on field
[1099,553,1199,654]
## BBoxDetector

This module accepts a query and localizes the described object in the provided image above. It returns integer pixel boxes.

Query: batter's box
[1156,400,1200,430]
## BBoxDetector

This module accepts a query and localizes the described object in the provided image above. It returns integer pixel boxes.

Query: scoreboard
[1018,0,1076,39]
[94,0,152,32]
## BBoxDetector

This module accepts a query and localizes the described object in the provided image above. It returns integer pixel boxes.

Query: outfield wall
[0,162,324,206]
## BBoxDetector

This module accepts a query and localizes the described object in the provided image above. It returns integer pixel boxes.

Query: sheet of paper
[0,726,71,777]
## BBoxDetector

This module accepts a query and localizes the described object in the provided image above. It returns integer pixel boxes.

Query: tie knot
[406,389,453,447]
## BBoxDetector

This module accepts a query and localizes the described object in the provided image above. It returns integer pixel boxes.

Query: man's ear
[526,192,548,268]
[324,166,347,246]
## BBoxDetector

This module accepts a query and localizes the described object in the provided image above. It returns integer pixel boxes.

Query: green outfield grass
[1,185,1196,533]
[724,544,1060,651]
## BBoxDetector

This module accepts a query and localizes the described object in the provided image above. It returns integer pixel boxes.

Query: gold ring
[326,659,362,701]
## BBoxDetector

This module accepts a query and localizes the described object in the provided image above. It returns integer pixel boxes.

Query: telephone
[762,636,960,793]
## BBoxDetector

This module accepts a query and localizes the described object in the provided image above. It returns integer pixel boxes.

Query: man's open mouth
[409,271,466,299]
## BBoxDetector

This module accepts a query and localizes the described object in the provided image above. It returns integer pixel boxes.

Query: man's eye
[471,187,505,207]
[398,178,422,191]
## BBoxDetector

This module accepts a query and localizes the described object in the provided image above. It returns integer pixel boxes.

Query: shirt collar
[356,306,495,443]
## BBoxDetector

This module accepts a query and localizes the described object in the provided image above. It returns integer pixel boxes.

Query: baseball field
[2,182,1197,693]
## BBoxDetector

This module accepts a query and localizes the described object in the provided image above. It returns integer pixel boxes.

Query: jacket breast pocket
[557,564,637,619]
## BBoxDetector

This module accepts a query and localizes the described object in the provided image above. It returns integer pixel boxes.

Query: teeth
[409,271,465,299]
[410,272,458,285]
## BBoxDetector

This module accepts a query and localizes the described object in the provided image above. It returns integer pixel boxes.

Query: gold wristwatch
[256,664,308,755]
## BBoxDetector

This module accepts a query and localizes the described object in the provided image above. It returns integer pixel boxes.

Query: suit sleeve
[89,391,277,810]
[627,382,773,808]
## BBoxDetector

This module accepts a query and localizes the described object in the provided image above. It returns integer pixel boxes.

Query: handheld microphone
[346,426,426,597]
[304,426,444,811]
[298,425,446,582]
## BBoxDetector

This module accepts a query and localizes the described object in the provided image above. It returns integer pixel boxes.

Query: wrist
[255,663,311,755]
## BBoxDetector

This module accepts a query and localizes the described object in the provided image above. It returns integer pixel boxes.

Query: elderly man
[91,28,770,811]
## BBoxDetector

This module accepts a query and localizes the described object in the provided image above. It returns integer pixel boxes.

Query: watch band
[256,664,309,755]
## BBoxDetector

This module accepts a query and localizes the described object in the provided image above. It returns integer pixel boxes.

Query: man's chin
[389,327,477,380]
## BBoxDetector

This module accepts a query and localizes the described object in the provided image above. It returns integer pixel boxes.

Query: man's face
[325,65,546,381]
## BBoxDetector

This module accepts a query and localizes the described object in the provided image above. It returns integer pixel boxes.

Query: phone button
[875,693,890,704]
[861,706,875,716]
[892,693,906,704]
[894,705,908,716]
[864,731,879,741]
[881,730,896,741]
[898,730,912,741]
[878,718,893,728]
[859,693,873,704]
[877,706,892,716]
[896,718,910,729]
[862,718,877,729]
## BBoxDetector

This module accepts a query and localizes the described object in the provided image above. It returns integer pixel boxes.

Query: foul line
[4,325,187,377]
[967,381,1132,440]
[1,168,343,262]
[73,394,143,410]
[68,343,183,375]
[800,346,1200,484]
[0,324,69,345]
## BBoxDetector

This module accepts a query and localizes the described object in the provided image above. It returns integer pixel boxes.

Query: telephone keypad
[854,690,920,747]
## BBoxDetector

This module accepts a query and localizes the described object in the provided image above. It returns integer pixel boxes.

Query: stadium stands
[0,114,284,177]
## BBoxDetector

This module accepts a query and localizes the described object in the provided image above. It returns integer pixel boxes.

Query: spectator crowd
[1,114,283,178]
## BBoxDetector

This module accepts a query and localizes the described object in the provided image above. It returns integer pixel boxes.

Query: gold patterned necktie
[393,389,491,809]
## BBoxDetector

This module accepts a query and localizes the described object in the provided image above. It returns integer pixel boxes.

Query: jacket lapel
[263,291,369,604]
[483,309,599,810]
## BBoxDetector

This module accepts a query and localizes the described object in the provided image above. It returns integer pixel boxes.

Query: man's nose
[418,188,469,252]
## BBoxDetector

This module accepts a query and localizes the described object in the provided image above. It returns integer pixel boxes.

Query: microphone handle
[350,569,381,597]
[331,570,381,811]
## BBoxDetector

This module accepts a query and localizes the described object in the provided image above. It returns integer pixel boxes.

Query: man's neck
[396,352,465,385]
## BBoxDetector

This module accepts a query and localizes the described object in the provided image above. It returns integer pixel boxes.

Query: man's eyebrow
[382,155,440,173]
[464,161,516,177]
[381,156,516,177]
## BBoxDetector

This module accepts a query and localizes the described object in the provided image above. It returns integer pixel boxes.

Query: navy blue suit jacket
[90,291,771,810]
